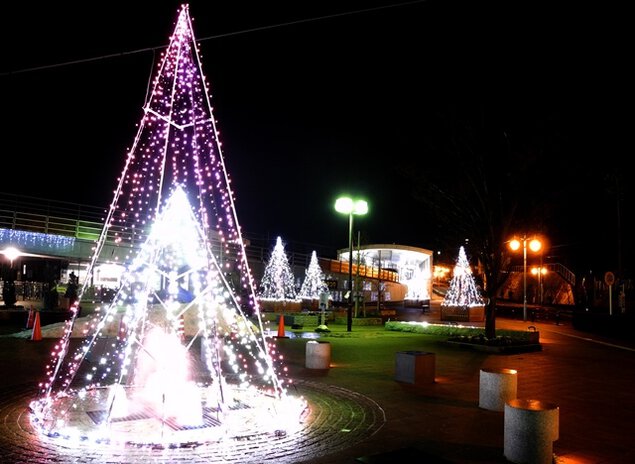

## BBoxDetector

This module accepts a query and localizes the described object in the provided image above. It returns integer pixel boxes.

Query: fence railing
[510,262,576,287]
[1,192,384,281]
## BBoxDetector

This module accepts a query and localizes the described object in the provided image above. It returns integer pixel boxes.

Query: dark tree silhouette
[397,104,559,338]
[2,280,17,307]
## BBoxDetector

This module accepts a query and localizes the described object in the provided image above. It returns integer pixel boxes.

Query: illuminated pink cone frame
[29,4,306,448]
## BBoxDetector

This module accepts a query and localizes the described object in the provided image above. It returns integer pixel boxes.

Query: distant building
[334,244,433,306]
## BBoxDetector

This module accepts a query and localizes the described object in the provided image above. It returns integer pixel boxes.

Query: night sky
[2,1,631,273]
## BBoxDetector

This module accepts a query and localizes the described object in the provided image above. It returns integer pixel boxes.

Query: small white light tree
[442,246,485,307]
[298,251,329,300]
[258,236,298,301]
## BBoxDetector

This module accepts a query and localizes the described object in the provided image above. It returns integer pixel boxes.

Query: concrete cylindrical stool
[504,399,559,464]
[305,340,331,369]
[479,367,518,411]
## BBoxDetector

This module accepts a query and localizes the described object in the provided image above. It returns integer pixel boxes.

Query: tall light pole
[335,197,368,332]
[509,236,542,322]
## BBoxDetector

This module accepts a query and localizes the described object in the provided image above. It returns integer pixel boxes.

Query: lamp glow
[1,246,21,263]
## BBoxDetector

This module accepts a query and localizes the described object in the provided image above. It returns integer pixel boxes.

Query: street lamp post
[509,236,542,322]
[335,197,368,332]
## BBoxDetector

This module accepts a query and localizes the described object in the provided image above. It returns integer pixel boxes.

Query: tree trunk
[485,296,497,339]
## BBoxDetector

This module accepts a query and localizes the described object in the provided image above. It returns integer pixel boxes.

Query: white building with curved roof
[337,243,433,305]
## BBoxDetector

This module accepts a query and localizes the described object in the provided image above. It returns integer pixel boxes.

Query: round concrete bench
[305,340,331,369]
[479,367,518,411]
[504,399,559,464]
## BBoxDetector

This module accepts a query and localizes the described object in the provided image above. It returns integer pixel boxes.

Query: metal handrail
[0,191,394,281]
[510,262,576,287]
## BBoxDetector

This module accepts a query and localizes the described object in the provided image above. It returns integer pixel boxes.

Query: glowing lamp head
[509,239,521,251]
[529,239,542,252]
[1,247,21,262]
[334,197,368,216]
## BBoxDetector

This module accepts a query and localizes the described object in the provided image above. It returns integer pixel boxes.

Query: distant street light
[0,247,21,267]
[335,196,368,332]
[531,266,548,305]
[509,236,542,321]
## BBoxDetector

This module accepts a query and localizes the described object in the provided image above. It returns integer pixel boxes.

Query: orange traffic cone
[276,314,286,338]
[26,307,34,329]
[31,311,42,341]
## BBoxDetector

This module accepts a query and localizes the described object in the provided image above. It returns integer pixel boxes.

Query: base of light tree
[440,305,485,322]
[258,299,302,313]
[300,298,320,311]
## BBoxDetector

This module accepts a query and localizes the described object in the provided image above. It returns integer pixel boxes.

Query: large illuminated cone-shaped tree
[30,5,305,446]
[298,250,329,300]
[258,236,298,301]
[441,246,485,307]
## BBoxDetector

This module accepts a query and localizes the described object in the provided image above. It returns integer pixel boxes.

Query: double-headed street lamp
[509,236,542,322]
[335,196,368,332]
[531,266,548,305]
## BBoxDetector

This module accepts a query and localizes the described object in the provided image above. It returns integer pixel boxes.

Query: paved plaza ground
[0,298,634,463]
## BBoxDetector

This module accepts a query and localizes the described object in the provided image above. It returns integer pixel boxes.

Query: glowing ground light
[30,382,307,448]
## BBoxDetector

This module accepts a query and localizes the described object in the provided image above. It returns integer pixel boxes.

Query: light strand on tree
[441,246,485,307]
[258,236,298,301]
[298,250,329,300]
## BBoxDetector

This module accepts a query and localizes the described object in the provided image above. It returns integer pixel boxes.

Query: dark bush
[2,280,17,307]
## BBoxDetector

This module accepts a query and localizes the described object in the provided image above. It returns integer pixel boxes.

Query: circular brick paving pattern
[0,380,385,463]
